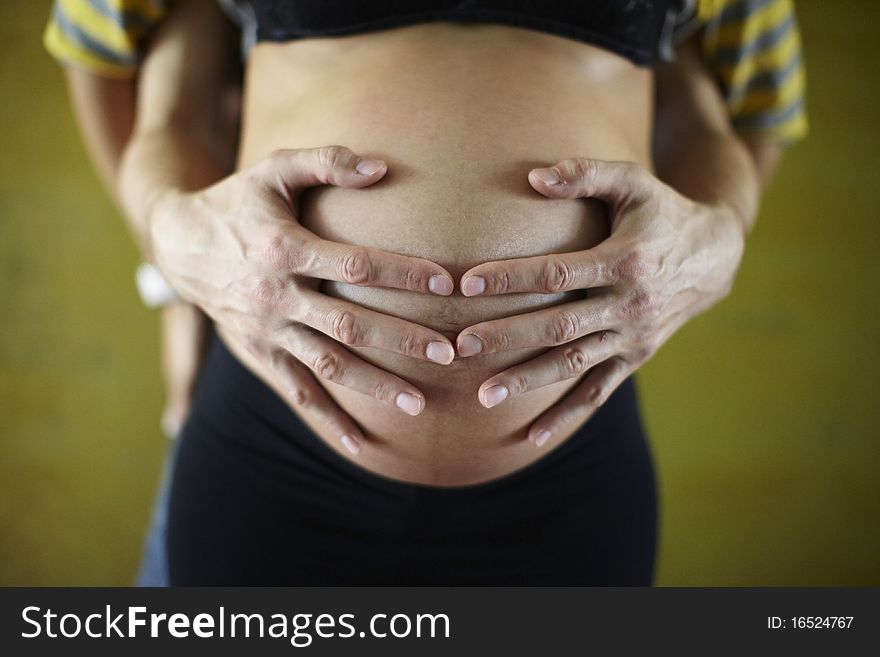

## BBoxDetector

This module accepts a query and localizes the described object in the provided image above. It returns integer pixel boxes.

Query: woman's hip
[165,332,657,585]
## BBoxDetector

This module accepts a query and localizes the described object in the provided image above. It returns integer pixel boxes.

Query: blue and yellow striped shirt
[44,0,808,144]
[44,0,167,78]
[695,0,807,143]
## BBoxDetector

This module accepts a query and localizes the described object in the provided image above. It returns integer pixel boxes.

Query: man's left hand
[455,158,747,447]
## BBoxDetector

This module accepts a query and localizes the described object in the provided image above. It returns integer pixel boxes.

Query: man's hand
[148,145,457,433]
[455,158,746,447]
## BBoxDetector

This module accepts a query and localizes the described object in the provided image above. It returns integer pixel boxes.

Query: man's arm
[117,0,470,453]
[117,0,239,258]
[739,135,784,191]
[63,69,135,196]
[688,0,806,188]
[453,36,790,446]
[652,37,779,235]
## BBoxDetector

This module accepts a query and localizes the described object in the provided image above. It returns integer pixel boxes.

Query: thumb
[528,158,651,206]
[259,145,388,193]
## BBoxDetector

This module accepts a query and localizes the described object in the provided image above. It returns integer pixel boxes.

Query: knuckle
[549,310,581,345]
[485,269,511,294]
[370,379,398,404]
[340,247,372,285]
[290,386,309,407]
[485,328,511,353]
[403,265,422,291]
[584,382,606,408]
[541,257,573,293]
[562,346,590,377]
[250,278,280,312]
[506,373,531,396]
[318,145,351,171]
[313,351,342,381]
[625,290,658,321]
[262,234,293,271]
[327,308,360,345]
[614,250,657,284]
[571,157,597,185]
[547,408,578,436]
[396,331,421,358]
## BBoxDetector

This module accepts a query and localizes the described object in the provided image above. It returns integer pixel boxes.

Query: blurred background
[1,1,878,586]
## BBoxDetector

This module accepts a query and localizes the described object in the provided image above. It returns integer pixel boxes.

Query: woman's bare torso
[227,23,653,486]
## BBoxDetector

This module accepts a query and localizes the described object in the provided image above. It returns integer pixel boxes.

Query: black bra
[224,0,680,67]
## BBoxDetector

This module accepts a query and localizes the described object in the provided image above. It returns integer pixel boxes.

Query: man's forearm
[652,39,781,237]
[740,135,784,193]
[65,65,233,262]
[63,68,136,200]
[115,0,239,260]
[655,129,761,236]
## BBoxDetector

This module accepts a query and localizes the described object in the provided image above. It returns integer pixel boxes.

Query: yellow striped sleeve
[696,0,808,145]
[43,0,168,79]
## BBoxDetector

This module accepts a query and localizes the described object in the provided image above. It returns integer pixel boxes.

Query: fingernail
[457,333,483,357]
[462,276,485,297]
[426,341,455,364]
[428,274,453,295]
[340,434,361,455]
[534,430,551,447]
[483,385,509,408]
[356,159,383,175]
[395,392,422,416]
[532,168,561,185]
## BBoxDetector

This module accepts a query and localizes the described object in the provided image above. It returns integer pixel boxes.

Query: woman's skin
[230,24,648,484]
[119,1,782,486]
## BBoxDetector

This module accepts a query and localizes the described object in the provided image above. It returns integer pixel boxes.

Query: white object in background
[135,262,180,308]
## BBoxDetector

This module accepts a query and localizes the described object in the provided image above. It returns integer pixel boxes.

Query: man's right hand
[147,145,457,425]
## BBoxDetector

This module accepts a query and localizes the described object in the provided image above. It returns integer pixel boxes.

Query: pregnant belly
[296,160,608,485]
[234,28,650,485]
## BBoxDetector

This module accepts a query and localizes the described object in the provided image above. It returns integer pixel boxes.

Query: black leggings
[166,332,659,585]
